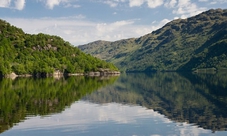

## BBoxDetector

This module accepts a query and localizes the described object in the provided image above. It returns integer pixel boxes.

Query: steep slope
[79,9,227,72]
[0,20,118,76]
[78,38,139,71]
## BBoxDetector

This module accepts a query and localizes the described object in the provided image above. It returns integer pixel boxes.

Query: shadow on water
[0,76,118,134]
[83,72,227,132]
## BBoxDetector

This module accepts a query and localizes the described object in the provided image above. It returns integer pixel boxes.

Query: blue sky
[0,0,227,46]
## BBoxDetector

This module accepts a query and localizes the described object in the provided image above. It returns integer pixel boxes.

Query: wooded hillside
[0,20,118,76]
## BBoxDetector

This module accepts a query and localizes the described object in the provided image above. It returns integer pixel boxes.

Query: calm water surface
[0,72,227,136]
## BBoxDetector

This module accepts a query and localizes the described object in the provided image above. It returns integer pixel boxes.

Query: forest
[0,19,118,76]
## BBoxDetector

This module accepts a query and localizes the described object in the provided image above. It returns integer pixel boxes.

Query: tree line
[0,19,118,76]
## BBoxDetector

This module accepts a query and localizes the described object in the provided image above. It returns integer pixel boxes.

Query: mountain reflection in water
[0,76,118,134]
[0,72,227,136]
[3,101,220,136]
[83,72,227,132]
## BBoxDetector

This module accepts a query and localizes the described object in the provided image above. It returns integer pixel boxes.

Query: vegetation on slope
[79,9,227,72]
[0,20,118,76]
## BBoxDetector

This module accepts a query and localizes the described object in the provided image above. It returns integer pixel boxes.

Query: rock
[6,72,18,80]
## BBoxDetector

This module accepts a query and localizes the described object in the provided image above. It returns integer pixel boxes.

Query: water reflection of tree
[84,72,227,132]
[0,76,118,133]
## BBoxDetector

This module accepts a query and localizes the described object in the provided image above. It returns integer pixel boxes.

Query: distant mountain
[79,9,227,72]
[0,19,118,76]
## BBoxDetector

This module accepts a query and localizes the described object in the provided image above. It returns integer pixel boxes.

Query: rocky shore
[3,69,120,79]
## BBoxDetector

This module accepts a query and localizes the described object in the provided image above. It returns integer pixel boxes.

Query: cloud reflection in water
[2,101,218,136]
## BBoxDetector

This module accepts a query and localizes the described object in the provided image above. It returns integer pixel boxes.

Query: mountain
[79,9,227,72]
[0,19,118,76]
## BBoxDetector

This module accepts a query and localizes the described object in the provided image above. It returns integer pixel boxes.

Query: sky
[0,0,226,46]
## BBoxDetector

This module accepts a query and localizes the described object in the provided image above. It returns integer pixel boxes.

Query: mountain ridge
[79,8,227,72]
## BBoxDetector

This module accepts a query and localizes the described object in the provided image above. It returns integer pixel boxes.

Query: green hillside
[79,9,227,72]
[0,20,118,76]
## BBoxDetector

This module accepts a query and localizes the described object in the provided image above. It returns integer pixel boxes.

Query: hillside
[0,20,118,76]
[79,9,227,72]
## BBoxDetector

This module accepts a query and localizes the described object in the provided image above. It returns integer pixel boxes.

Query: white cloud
[46,0,63,9]
[128,0,164,8]
[0,0,25,10]
[72,4,80,8]
[38,0,68,9]
[177,0,190,7]
[0,0,11,8]
[129,0,144,7]
[104,1,118,7]
[102,0,165,8]
[95,20,136,39]
[164,0,177,8]
[14,0,25,10]
[208,0,227,4]
[4,16,169,46]
[210,1,217,4]
[102,0,127,7]
[198,0,209,2]
[0,0,81,10]
[213,0,227,3]
[160,18,170,25]
[147,0,164,8]
[64,3,81,8]
[170,0,207,19]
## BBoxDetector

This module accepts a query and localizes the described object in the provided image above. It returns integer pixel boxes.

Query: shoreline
[1,71,121,79]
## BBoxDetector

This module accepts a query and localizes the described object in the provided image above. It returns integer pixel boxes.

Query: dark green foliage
[84,72,227,131]
[0,20,118,75]
[0,76,118,133]
[79,9,227,72]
